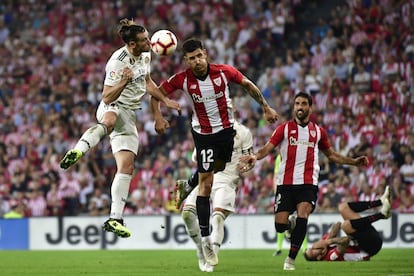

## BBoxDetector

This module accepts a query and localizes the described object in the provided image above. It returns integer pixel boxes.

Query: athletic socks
[196,196,211,237]
[350,213,385,230]
[75,123,107,153]
[110,173,132,219]
[182,206,203,252]
[288,217,308,260]
[277,232,284,251]
[211,211,226,254]
[348,200,382,213]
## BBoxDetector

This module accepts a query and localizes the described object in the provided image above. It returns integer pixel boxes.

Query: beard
[295,109,309,121]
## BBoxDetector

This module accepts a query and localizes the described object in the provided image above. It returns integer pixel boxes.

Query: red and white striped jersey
[325,245,370,261]
[270,120,330,186]
[321,232,370,261]
[161,64,243,134]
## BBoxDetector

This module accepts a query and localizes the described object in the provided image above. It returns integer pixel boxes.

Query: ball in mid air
[150,30,178,56]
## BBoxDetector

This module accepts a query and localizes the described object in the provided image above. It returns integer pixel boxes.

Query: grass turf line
[0,249,413,275]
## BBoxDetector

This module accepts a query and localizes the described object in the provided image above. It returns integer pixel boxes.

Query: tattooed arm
[239,76,279,124]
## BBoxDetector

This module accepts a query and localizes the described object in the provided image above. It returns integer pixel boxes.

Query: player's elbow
[338,202,348,214]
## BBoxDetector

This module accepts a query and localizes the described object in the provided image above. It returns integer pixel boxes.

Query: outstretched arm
[238,141,275,173]
[323,147,369,167]
[146,75,181,113]
[148,79,180,135]
[239,77,279,124]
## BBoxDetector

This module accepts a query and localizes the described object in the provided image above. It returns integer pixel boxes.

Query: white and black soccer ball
[150,30,177,56]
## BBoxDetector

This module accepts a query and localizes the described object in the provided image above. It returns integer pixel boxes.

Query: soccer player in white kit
[181,121,253,272]
[59,19,181,237]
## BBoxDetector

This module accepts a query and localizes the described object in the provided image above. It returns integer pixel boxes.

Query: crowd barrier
[0,213,412,250]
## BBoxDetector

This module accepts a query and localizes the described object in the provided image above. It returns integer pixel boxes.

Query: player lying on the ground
[304,186,391,261]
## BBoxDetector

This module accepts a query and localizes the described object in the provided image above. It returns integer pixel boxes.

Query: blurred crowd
[1,0,414,218]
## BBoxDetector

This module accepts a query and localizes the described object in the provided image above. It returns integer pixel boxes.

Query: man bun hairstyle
[118,18,146,44]
[182,38,204,55]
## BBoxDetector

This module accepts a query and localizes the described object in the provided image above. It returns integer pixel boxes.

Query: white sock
[211,211,226,254]
[110,173,132,219]
[182,205,202,252]
[75,124,107,153]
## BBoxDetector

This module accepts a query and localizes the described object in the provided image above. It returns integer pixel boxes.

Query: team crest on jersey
[129,58,135,65]
[202,162,210,171]
[310,130,316,137]
[144,56,150,64]
[213,77,222,86]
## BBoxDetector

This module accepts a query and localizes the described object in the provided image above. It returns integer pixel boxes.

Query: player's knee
[340,220,353,234]
[181,205,197,223]
[275,222,289,233]
[212,211,226,224]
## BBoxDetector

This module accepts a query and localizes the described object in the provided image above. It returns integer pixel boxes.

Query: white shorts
[96,101,139,154]
[184,175,237,213]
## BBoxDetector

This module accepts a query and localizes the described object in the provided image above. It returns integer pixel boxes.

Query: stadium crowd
[1,0,414,218]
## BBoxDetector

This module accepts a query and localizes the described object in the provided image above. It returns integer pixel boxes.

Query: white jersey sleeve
[214,121,253,188]
[103,47,151,110]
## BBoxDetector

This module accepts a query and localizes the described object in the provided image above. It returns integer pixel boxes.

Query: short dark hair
[294,91,313,106]
[182,38,204,54]
[303,250,317,261]
[118,18,146,44]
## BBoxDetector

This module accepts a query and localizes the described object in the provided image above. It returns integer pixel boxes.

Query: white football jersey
[104,46,151,109]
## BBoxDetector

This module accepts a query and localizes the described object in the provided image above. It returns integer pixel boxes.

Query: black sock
[188,171,199,188]
[348,200,382,212]
[289,217,307,260]
[196,196,210,237]
[350,213,384,230]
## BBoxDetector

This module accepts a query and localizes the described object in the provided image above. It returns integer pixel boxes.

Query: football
[150,30,177,56]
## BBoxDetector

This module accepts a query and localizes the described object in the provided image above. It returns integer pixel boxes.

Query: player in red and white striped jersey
[304,186,392,262]
[239,92,369,271]
[151,38,279,267]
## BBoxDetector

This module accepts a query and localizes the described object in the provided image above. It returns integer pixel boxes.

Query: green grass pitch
[1,249,413,275]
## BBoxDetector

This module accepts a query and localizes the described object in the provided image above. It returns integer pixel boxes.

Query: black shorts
[274,184,318,213]
[350,225,383,257]
[191,127,236,173]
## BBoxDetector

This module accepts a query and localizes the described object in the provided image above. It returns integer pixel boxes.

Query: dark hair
[182,38,204,54]
[294,91,313,106]
[303,251,317,261]
[117,18,146,44]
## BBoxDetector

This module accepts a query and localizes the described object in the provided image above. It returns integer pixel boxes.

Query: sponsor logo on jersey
[192,91,224,103]
[289,137,315,147]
